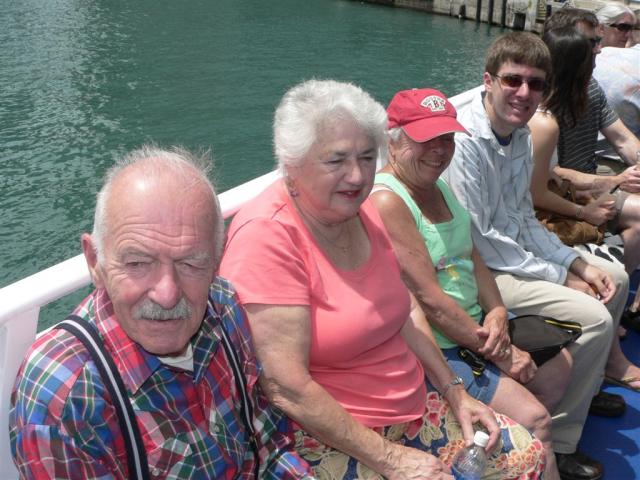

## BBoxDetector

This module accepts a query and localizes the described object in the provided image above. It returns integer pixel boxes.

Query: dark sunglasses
[608,23,634,32]
[458,348,486,377]
[493,73,547,92]
[588,36,603,48]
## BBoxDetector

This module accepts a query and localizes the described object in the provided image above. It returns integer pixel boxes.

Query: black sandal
[621,308,640,333]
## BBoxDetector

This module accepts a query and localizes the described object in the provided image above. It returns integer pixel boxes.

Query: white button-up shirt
[444,92,579,284]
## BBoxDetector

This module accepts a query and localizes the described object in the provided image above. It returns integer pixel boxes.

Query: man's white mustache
[133,297,192,320]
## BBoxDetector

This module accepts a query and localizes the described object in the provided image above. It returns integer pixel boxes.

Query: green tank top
[374,172,482,349]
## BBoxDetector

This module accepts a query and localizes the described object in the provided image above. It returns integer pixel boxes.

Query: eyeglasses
[608,23,634,32]
[588,36,603,48]
[492,74,547,92]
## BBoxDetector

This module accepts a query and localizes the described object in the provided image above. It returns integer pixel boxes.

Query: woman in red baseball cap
[371,88,568,480]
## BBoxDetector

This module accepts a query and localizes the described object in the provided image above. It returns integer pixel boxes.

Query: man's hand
[493,346,537,384]
[384,442,453,480]
[616,166,640,193]
[567,259,616,304]
[564,271,597,298]
[476,309,510,361]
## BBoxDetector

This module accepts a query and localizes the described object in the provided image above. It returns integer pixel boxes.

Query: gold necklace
[311,222,352,254]
[298,209,353,254]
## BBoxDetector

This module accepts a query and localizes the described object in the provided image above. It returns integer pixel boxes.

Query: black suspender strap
[57,315,151,480]
[58,312,259,478]
[217,317,260,477]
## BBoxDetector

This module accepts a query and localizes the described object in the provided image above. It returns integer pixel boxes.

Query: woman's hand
[445,387,501,453]
[384,442,453,480]
[396,295,500,453]
[581,198,616,225]
[493,346,537,384]
[476,308,509,360]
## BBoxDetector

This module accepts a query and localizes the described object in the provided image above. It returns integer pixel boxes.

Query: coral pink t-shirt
[220,181,426,427]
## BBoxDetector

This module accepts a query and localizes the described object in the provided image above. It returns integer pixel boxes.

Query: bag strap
[216,313,260,477]
[57,315,151,480]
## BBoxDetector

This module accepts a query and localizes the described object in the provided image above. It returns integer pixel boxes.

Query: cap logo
[420,95,447,112]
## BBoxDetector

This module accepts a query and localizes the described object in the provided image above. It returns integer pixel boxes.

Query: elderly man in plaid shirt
[9,145,314,479]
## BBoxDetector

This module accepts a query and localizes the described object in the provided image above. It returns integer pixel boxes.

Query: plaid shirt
[10,276,314,479]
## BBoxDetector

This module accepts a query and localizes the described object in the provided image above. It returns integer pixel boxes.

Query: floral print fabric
[294,390,545,480]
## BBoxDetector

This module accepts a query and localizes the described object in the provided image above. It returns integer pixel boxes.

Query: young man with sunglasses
[444,31,630,480]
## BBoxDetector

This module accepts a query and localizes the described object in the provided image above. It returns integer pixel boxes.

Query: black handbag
[508,314,582,366]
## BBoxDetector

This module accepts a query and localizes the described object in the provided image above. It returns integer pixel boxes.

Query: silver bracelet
[441,376,464,398]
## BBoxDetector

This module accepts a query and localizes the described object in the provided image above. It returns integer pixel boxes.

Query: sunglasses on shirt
[608,23,634,32]
[492,74,547,92]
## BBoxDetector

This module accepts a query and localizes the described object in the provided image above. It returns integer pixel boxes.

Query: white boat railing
[0,86,480,479]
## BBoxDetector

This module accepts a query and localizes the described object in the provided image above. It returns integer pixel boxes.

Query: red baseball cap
[387,88,468,142]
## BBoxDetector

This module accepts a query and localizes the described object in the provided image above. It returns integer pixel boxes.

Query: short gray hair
[273,79,388,171]
[596,3,635,25]
[92,145,224,267]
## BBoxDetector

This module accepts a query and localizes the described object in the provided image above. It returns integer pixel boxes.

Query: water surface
[0,0,505,328]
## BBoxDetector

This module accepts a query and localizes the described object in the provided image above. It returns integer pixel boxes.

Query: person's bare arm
[554,164,640,194]
[471,247,509,359]
[401,294,501,452]
[244,303,452,479]
[370,189,487,352]
[468,248,537,383]
[552,120,640,193]
[529,112,615,225]
[602,119,640,167]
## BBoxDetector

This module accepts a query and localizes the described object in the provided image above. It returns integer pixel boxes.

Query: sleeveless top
[374,173,482,349]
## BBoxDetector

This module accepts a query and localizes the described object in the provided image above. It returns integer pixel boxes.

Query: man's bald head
[91,145,224,269]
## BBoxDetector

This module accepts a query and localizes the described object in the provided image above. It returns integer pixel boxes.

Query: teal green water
[1,0,504,329]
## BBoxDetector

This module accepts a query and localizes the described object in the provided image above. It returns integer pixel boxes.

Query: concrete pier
[356,0,638,33]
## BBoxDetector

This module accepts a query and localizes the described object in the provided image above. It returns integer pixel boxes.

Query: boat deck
[579,269,640,478]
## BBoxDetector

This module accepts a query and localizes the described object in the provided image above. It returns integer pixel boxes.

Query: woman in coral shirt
[220,79,544,479]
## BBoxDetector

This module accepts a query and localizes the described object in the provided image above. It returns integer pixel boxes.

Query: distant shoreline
[352,0,610,33]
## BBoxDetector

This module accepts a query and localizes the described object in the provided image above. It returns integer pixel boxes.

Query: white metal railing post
[0,309,39,480]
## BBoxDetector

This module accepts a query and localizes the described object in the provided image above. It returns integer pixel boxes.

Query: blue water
[1,0,505,328]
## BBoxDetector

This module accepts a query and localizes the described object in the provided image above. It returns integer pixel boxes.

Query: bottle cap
[473,431,490,448]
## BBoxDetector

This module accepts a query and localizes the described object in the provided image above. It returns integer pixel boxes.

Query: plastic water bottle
[451,431,490,480]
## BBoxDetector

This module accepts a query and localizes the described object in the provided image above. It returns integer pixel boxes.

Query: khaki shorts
[607,189,630,232]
